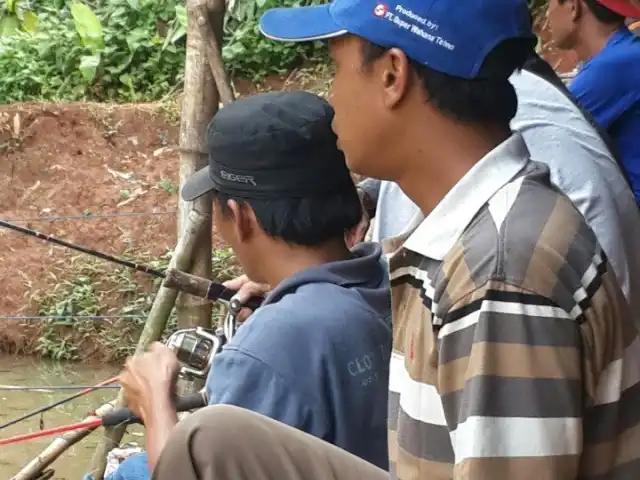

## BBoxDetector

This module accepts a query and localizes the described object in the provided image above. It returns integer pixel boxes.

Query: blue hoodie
[107,242,392,480]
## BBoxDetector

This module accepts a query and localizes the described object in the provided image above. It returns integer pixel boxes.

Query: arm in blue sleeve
[204,347,327,439]
[569,62,635,128]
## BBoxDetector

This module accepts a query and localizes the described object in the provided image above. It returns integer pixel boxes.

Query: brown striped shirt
[384,133,640,479]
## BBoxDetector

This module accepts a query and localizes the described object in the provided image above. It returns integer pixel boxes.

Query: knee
[176,404,260,453]
[157,405,275,478]
[181,404,252,432]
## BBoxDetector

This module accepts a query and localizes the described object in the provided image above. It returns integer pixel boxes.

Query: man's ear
[226,199,257,243]
[379,48,412,110]
[570,0,582,22]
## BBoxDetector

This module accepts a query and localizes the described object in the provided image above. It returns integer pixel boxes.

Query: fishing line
[0,376,119,430]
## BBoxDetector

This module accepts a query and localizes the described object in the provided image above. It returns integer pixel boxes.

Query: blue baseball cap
[259,0,536,79]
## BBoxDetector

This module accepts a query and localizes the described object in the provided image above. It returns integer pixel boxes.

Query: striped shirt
[384,133,640,479]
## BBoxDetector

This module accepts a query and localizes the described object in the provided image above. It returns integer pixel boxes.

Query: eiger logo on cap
[373,3,388,17]
[220,170,257,186]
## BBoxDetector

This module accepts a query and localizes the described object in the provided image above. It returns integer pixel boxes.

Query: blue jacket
[107,243,392,480]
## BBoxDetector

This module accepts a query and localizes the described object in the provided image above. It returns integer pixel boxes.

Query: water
[0,356,143,480]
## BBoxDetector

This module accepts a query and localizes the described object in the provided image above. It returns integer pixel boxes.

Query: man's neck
[260,238,352,287]
[575,22,622,62]
[397,125,511,216]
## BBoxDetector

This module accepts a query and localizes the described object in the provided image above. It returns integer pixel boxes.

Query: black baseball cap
[181,91,354,202]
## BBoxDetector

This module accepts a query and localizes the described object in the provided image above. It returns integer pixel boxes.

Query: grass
[27,248,240,363]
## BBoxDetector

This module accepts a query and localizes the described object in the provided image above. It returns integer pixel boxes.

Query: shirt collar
[402,132,530,260]
[264,242,384,305]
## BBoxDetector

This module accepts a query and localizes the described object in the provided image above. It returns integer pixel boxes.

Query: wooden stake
[174,0,225,333]
[194,0,234,105]
[87,209,208,480]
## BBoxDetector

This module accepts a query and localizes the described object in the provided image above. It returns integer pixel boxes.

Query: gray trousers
[152,404,388,480]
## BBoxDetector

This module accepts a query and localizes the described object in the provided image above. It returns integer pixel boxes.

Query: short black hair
[361,38,534,127]
[559,0,625,24]
[212,186,362,247]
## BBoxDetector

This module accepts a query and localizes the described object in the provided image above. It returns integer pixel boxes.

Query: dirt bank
[0,69,335,360]
[0,102,184,355]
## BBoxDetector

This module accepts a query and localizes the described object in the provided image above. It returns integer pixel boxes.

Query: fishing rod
[0,391,207,447]
[0,377,120,430]
[0,384,121,391]
[0,219,263,310]
[0,219,165,278]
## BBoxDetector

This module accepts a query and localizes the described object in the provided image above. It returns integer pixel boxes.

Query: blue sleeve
[204,347,326,438]
[569,62,636,128]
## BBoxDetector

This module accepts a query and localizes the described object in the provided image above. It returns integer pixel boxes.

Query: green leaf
[71,2,104,52]
[125,27,148,51]
[168,24,186,44]
[125,0,140,9]
[0,15,20,37]
[175,5,187,27]
[7,0,16,14]
[119,74,133,86]
[22,11,38,33]
[79,53,100,81]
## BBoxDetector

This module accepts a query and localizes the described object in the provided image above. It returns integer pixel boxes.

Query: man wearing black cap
[111,91,392,480]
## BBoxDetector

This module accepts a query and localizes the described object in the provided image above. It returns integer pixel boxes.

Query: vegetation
[0,0,327,103]
[0,0,550,104]
[29,248,240,362]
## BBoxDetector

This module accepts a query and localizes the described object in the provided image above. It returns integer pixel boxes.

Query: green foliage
[223,0,328,81]
[0,0,187,103]
[31,248,241,362]
[0,0,550,103]
[0,0,329,103]
[0,0,38,37]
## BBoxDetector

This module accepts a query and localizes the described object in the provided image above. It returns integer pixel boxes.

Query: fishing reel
[166,327,222,379]
[165,300,241,379]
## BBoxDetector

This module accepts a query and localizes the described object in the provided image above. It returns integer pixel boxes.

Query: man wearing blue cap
[150,1,640,479]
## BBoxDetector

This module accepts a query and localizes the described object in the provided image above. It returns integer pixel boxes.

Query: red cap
[597,0,640,18]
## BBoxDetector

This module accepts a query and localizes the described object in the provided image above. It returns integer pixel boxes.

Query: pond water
[0,356,143,480]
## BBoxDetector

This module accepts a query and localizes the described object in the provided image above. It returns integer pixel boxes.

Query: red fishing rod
[0,391,207,447]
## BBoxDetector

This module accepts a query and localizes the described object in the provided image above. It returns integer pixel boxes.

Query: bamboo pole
[175,0,225,332]
[87,209,208,480]
[12,402,116,480]
[194,0,234,105]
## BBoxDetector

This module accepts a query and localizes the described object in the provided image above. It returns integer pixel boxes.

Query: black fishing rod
[100,390,207,428]
[0,391,208,446]
[0,219,263,310]
[0,219,165,278]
